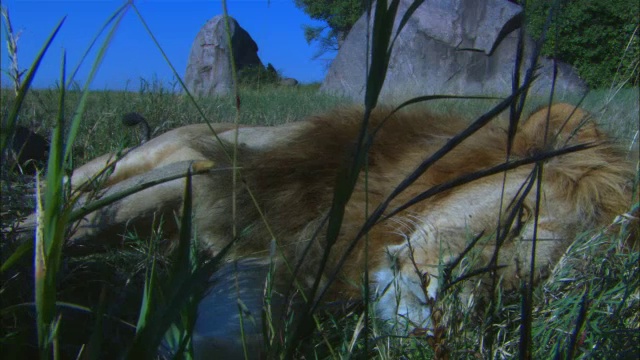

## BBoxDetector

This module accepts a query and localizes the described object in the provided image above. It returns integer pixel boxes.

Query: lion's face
[372,169,578,331]
[365,103,633,332]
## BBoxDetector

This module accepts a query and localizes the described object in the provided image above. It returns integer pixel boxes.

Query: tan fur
[48,104,635,331]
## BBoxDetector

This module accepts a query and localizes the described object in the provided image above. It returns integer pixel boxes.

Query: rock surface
[279,77,299,87]
[321,0,588,102]
[185,15,263,96]
[7,126,49,174]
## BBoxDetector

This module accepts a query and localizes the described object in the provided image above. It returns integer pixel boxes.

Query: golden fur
[38,103,634,331]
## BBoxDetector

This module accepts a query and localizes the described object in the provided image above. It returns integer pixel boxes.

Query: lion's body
[58,104,634,332]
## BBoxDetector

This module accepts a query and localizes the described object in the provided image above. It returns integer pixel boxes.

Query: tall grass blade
[131,4,300,303]
[65,3,130,88]
[511,5,564,356]
[31,5,131,356]
[131,3,235,164]
[63,7,128,161]
[313,81,532,307]
[34,50,68,359]
[135,229,158,335]
[130,4,193,107]
[128,169,196,357]
[519,282,533,360]
[83,287,109,360]
[127,164,237,358]
[562,289,590,360]
[168,159,199,360]
[33,174,49,356]
[388,0,425,51]
[1,16,64,153]
[1,241,31,273]
[1,6,24,95]
[68,162,217,225]
[371,94,502,135]
[127,242,234,358]
[220,2,254,359]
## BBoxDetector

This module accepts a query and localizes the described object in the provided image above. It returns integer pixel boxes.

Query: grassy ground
[1,82,349,164]
[1,83,638,359]
[2,84,637,165]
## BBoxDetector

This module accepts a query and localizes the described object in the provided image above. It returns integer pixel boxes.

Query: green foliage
[294,0,365,56]
[526,0,639,88]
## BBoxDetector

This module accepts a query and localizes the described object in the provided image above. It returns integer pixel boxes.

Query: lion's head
[366,103,634,331]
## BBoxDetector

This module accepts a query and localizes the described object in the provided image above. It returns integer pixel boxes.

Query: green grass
[382,86,639,146]
[0,83,349,163]
[2,85,637,166]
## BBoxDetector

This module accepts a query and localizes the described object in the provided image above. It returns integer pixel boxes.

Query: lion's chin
[372,264,438,334]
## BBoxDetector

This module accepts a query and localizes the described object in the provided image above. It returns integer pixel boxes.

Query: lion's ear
[516,103,603,154]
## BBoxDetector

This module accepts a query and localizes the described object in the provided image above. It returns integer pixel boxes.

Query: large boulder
[185,15,263,96]
[321,0,588,102]
[279,77,299,87]
[6,125,49,174]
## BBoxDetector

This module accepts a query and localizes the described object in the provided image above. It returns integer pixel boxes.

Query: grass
[1,0,639,359]
[1,82,348,164]
[379,87,639,146]
[2,85,637,166]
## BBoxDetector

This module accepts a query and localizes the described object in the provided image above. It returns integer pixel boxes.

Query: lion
[19,103,635,355]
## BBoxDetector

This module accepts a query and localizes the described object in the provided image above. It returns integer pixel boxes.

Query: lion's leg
[70,142,208,191]
[191,258,293,359]
[11,173,185,251]
[69,121,303,190]
[67,160,217,248]
[69,123,241,190]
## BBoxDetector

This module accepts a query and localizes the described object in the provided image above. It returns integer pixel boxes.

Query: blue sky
[0,1,334,90]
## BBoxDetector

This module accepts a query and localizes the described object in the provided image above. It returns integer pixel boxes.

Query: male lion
[21,103,634,355]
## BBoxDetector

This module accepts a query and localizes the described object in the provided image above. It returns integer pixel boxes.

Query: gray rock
[279,77,299,87]
[7,125,49,174]
[321,0,588,102]
[185,15,263,97]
